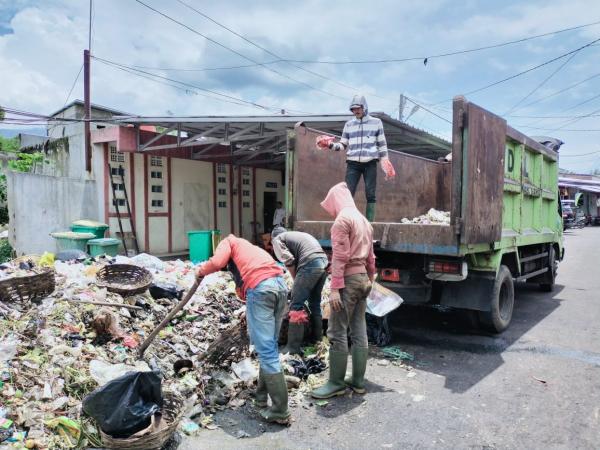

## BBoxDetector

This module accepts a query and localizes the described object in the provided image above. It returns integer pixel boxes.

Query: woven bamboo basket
[0,267,55,303]
[96,264,153,296]
[99,393,184,450]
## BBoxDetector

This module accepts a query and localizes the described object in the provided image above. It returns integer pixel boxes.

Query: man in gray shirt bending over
[271,226,329,355]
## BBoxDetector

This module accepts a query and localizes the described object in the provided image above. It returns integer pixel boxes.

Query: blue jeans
[346,160,378,203]
[246,276,289,374]
[290,257,328,316]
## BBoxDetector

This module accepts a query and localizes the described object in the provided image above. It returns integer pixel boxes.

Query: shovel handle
[138,277,202,359]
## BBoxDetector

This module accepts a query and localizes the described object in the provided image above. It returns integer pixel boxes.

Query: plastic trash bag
[131,253,166,271]
[149,282,184,300]
[366,282,403,317]
[89,359,151,386]
[366,313,392,347]
[82,370,163,438]
[56,249,88,262]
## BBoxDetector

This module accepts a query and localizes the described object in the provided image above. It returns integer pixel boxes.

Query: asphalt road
[183,227,600,450]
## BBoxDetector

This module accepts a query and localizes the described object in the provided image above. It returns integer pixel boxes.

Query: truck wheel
[478,265,514,333]
[539,247,557,292]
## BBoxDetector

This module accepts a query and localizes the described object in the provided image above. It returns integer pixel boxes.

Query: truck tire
[478,265,514,333]
[539,247,557,292]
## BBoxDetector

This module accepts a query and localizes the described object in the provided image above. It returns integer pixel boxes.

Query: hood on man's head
[349,94,368,115]
[320,182,356,218]
[271,226,287,239]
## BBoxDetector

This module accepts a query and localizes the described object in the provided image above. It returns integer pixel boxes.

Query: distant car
[561,200,575,221]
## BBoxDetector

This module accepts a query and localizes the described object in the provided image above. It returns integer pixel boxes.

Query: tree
[0,106,4,121]
[0,136,19,153]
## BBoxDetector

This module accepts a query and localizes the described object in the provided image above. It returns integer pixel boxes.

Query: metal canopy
[116,113,451,169]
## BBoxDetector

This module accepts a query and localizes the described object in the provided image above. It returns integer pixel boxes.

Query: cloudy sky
[1,0,600,171]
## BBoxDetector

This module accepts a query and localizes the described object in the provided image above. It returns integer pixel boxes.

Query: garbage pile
[0,254,257,449]
[401,208,450,225]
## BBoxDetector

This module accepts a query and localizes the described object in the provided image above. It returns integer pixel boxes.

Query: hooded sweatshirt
[339,95,389,163]
[198,235,283,299]
[321,182,376,289]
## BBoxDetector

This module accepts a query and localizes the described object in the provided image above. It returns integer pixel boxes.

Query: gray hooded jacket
[339,95,388,162]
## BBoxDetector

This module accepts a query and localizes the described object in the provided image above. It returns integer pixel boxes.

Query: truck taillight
[429,260,461,274]
[379,268,400,282]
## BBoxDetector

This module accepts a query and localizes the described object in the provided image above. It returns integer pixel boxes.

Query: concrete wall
[7,171,99,256]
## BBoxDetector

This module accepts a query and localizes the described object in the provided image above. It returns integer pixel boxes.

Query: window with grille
[218,176,226,183]
[242,190,250,197]
[110,146,125,163]
[112,183,124,191]
[218,188,227,195]
[266,182,278,188]
[242,168,250,176]
[112,198,126,207]
[217,164,227,173]
[151,171,162,179]
[243,202,250,208]
[150,156,163,167]
[151,185,163,193]
[111,167,124,176]
[242,178,250,185]
[151,200,164,207]
[218,201,227,208]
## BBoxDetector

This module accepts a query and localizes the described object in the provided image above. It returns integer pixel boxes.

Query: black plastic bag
[366,313,392,347]
[149,282,184,301]
[82,371,163,438]
[288,357,327,380]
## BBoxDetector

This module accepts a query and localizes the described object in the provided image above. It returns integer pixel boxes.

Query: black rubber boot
[254,370,268,408]
[309,315,323,344]
[260,372,291,424]
[281,322,304,355]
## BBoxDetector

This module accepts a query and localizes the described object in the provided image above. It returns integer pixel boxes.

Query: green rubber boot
[344,346,368,394]
[260,372,291,424]
[254,370,268,408]
[311,350,348,399]
[309,315,323,344]
[281,322,304,355]
[366,203,376,222]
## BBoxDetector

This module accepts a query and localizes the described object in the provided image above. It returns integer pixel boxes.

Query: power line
[504,52,580,116]
[281,19,600,65]
[134,0,345,100]
[63,64,84,107]
[404,96,452,124]
[516,72,600,110]
[439,37,600,104]
[560,150,600,157]
[93,56,278,111]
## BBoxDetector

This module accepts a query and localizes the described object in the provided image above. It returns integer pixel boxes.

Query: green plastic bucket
[88,238,121,257]
[71,220,109,239]
[188,230,220,263]
[51,231,95,252]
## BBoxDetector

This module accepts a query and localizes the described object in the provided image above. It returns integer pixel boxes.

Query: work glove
[316,135,335,150]
[381,157,396,180]
[329,289,343,312]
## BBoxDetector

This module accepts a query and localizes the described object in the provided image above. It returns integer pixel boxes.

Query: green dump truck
[287,96,563,333]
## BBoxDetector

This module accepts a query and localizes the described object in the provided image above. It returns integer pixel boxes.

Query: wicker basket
[0,268,56,303]
[99,393,184,450]
[96,264,153,296]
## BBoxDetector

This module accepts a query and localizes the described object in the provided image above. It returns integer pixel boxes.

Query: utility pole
[84,0,92,172]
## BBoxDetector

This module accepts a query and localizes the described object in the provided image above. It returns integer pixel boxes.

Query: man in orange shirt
[196,235,290,424]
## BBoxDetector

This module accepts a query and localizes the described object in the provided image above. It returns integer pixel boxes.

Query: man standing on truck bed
[316,95,395,222]
[271,226,328,355]
[311,182,376,399]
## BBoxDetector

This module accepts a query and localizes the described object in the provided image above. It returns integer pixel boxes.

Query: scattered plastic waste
[382,346,414,362]
[288,357,327,380]
[231,358,258,383]
[366,282,404,317]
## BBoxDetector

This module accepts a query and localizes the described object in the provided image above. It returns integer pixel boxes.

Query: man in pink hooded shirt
[311,182,376,399]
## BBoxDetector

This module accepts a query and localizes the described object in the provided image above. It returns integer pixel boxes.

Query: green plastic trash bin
[88,238,121,257]
[51,231,95,252]
[71,220,109,239]
[188,230,220,263]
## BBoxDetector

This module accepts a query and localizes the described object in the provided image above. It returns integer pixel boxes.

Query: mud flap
[439,272,496,311]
